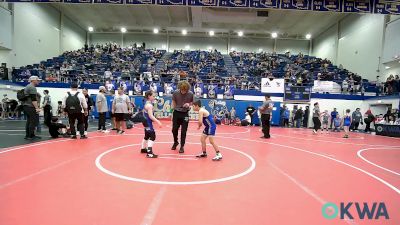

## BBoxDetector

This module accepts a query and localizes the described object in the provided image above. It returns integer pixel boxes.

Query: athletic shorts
[203,125,216,136]
[110,112,116,118]
[322,121,329,125]
[115,113,125,122]
[144,128,156,141]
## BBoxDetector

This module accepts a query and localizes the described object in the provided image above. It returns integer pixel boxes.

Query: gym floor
[0,120,399,225]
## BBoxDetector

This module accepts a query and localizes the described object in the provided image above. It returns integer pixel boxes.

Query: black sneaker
[24,137,33,140]
[171,142,179,150]
[179,147,184,154]
[146,153,158,158]
[80,135,88,139]
[196,152,207,158]
[32,136,42,140]
[140,148,147,154]
[71,135,77,139]
[112,128,118,131]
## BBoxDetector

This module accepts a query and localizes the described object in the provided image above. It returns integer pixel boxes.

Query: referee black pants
[172,111,189,147]
[261,114,271,138]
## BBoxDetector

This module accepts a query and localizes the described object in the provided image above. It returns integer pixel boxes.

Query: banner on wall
[313,80,341,93]
[6,0,400,14]
[261,78,284,93]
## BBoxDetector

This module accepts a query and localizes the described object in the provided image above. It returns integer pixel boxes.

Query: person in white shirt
[112,87,131,134]
[105,80,114,93]
[195,85,202,98]
[104,69,112,80]
[62,82,88,139]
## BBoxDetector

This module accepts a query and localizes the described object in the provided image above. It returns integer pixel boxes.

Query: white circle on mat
[95,142,256,185]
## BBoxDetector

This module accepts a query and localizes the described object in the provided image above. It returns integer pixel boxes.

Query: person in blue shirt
[342,109,352,138]
[192,100,222,161]
[333,114,341,132]
[330,108,338,130]
[141,90,162,158]
[283,108,290,127]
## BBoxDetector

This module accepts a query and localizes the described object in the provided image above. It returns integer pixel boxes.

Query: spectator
[303,106,309,128]
[96,86,109,133]
[330,108,338,129]
[246,104,256,126]
[364,109,375,133]
[283,107,290,127]
[23,76,42,140]
[230,107,236,125]
[321,110,330,133]
[350,108,363,131]
[1,94,10,119]
[333,114,341,132]
[112,87,131,134]
[62,82,88,139]
[294,107,303,128]
[82,88,94,135]
[48,116,69,138]
[42,90,52,127]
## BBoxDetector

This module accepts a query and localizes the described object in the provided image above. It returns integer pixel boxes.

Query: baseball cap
[99,86,106,91]
[28,76,42,81]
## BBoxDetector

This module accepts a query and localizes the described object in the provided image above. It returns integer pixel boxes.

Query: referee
[171,81,194,153]
[259,94,273,139]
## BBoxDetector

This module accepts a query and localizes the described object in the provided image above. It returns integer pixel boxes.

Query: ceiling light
[306,34,312,39]
[238,31,243,37]
[207,46,213,50]
[209,30,215,36]
[230,47,236,51]
[258,48,263,52]
[385,66,391,69]
[185,45,190,50]
[153,28,159,34]
[121,27,127,33]
[88,27,94,32]
[182,29,187,35]
[271,32,278,38]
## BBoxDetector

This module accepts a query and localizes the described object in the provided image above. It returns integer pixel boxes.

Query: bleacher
[11,45,396,95]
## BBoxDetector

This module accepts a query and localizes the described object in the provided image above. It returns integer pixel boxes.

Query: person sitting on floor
[49,116,70,138]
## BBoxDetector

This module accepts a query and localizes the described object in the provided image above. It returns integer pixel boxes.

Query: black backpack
[17,89,27,101]
[65,92,82,114]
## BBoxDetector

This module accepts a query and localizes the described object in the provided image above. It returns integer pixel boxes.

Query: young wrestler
[343,109,351,138]
[192,100,222,161]
[141,90,162,158]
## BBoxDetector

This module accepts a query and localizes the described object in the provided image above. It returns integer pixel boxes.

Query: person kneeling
[192,100,222,161]
[49,116,70,138]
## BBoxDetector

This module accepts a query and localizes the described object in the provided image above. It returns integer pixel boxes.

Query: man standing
[63,83,88,139]
[246,104,256,126]
[112,87,131,134]
[171,80,194,153]
[82,88,94,135]
[96,86,109,133]
[294,107,303,128]
[303,106,309,128]
[259,94,273,139]
[23,76,41,140]
[351,108,363,131]
[230,107,236,125]
[42,90,52,127]
[330,108,338,130]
